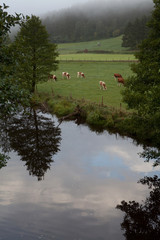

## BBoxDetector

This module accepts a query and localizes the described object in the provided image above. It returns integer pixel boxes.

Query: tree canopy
[12,15,59,93]
[0,4,30,116]
[122,16,150,50]
[122,0,160,138]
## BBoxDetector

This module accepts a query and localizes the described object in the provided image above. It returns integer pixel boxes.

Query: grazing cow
[117,77,124,86]
[48,74,57,81]
[62,72,71,79]
[62,72,67,78]
[77,72,82,78]
[77,72,85,78]
[99,81,107,90]
[114,73,122,80]
[66,72,71,79]
[80,72,85,78]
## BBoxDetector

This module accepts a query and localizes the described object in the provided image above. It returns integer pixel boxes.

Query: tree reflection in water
[116,175,160,240]
[0,109,61,181]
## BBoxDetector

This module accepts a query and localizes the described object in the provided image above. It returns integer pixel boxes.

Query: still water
[0,110,159,240]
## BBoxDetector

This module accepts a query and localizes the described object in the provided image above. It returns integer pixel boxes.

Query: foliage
[116,175,160,239]
[52,99,76,117]
[12,15,59,93]
[0,153,9,169]
[0,4,31,116]
[0,78,30,115]
[86,110,106,127]
[122,16,150,50]
[122,0,160,135]
[0,3,21,78]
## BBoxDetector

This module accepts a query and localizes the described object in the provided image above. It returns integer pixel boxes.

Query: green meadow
[38,61,133,110]
[58,53,136,61]
[38,36,135,110]
[58,35,131,54]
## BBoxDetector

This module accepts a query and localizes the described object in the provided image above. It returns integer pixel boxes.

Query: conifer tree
[13,15,59,93]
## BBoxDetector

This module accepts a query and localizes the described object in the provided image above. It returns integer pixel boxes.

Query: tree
[122,0,160,134]
[122,16,150,49]
[0,3,31,164]
[12,15,59,93]
[0,4,30,116]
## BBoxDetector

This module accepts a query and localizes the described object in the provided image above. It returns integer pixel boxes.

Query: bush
[86,110,106,127]
[53,99,76,117]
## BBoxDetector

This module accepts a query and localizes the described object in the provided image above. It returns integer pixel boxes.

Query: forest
[42,0,153,46]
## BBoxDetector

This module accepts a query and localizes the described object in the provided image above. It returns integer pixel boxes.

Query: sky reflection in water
[0,112,159,240]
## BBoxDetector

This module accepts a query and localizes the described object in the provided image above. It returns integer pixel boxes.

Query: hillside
[57,35,132,55]
[42,0,153,43]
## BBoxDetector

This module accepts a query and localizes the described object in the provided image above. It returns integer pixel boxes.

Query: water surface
[0,111,159,240]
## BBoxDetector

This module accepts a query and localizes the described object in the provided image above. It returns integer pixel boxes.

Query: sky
[3,0,152,16]
[4,0,92,15]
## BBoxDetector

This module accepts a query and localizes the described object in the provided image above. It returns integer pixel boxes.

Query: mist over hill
[42,0,153,43]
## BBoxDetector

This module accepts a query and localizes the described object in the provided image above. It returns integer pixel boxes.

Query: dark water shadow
[116,175,160,240]
[0,109,61,180]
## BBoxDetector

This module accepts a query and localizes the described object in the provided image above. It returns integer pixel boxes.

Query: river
[0,109,159,240]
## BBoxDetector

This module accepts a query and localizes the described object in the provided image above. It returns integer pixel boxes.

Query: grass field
[58,53,136,61]
[38,61,134,110]
[58,35,132,54]
[38,36,136,110]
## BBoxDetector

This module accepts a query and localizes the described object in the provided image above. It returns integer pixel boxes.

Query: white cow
[99,81,107,90]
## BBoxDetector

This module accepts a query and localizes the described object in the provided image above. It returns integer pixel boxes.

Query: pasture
[58,53,136,62]
[58,35,131,54]
[38,61,133,110]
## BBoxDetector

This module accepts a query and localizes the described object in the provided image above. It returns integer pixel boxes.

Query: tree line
[42,1,152,45]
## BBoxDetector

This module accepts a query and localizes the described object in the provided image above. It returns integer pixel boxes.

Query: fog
[4,0,153,17]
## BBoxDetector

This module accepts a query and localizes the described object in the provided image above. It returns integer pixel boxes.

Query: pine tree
[13,15,59,93]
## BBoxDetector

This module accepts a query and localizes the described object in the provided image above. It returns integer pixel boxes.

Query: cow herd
[48,71,125,90]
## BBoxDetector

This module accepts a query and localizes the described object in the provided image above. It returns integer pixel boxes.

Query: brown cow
[117,77,124,86]
[114,73,122,80]
[99,81,107,90]
[48,74,57,81]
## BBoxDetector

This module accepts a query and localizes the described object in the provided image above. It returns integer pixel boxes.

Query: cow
[48,74,57,81]
[114,73,122,80]
[99,81,107,90]
[77,72,85,78]
[62,72,71,79]
[117,77,124,86]
[66,72,71,79]
[62,72,67,78]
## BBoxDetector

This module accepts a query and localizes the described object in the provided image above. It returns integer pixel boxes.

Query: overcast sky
[3,0,152,16]
[4,0,92,15]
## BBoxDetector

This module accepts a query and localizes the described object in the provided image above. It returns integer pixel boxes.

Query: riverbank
[34,92,155,148]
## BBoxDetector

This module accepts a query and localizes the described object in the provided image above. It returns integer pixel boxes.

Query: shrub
[86,110,106,127]
[53,99,76,117]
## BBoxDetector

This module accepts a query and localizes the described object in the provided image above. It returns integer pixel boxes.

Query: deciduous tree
[122,0,160,134]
